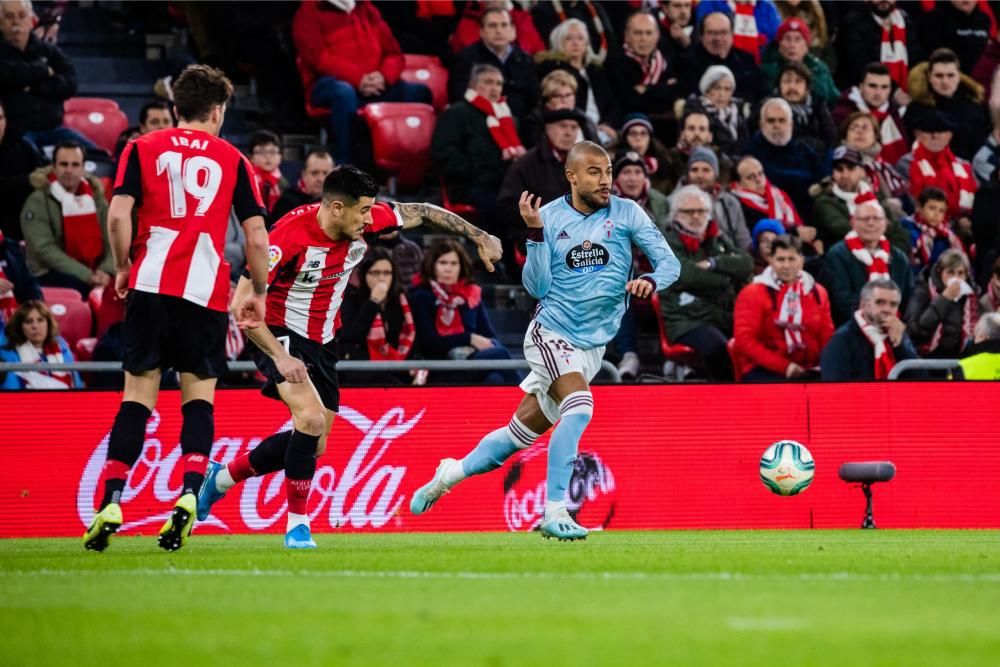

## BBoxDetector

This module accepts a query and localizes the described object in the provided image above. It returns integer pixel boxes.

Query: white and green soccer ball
[759,440,815,496]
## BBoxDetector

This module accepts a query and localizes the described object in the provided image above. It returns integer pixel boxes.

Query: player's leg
[83,369,160,551]
[539,372,593,541]
[276,378,326,548]
[197,429,291,520]
[409,393,552,516]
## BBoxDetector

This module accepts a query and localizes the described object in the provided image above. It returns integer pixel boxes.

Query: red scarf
[47,173,102,270]
[14,339,73,389]
[753,266,816,354]
[253,164,283,214]
[924,279,977,355]
[674,220,719,253]
[731,0,762,63]
[854,308,896,380]
[912,214,964,267]
[553,0,608,61]
[875,9,908,91]
[429,279,482,336]
[847,86,907,164]
[845,230,891,280]
[730,179,802,228]
[623,43,666,85]
[464,89,523,153]
[0,230,16,322]
[912,143,978,216]
[367,292,416,361]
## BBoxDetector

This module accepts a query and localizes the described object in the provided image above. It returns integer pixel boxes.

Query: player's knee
[180,399,214,456]
[558,390,594,425]
[505,415,543,449]
[293,407,326,437]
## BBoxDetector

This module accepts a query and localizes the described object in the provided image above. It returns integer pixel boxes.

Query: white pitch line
[1,569,999,583]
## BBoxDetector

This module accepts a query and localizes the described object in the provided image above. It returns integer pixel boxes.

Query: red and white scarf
[913,143,978,215]
[924,279,977,355]
[14,340,73,389]
[854,308,896,380]
[845,230,891,280]
[875,9,908,91]
[367,292,416,361]
[47,173,103,270]
[847,86,907,164]
[623,42,666,86]
[730,179,802,228]
[464,89,524,153]
[429,279,482,336]
[0,230,17,322]
[252,164,283,214]
[674,220,719,253]
[911,214,964,267]
[754,266,815,354]
[730,1,762,63]
[832,181,873,217]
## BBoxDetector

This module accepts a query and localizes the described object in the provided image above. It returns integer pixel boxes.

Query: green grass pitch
[2,531,998,666]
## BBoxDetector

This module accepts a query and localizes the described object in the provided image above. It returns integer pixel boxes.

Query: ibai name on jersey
[169,134,210,150]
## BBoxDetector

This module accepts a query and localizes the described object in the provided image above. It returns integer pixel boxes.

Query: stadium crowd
[2,0,1000,387]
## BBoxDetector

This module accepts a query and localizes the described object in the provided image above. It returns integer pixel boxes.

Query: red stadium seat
[357,102,436,189]
[93,283,125,338]
[63,98,128,155]
[649,291,700,367]
[727,338,744,381]
[46,297,93,348]
[401,54,449,112]
[41,286,83,303]
[75,337,97,362]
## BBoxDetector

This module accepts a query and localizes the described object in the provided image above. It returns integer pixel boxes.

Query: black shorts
[248,325,340,412]
[122,290,229,377]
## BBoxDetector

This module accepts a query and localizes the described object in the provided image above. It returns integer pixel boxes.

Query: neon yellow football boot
[83,503,123,552]
[158,493,196,552]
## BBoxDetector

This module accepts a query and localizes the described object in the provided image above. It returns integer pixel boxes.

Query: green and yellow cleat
[83,503,123,552]
[158,493,196,552]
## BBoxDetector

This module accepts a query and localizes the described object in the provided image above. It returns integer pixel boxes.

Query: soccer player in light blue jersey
[411,141,681,540]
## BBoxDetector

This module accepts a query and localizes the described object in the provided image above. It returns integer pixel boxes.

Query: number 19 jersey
[114,127,265,312]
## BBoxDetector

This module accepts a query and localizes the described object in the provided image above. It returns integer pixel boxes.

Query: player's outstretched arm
[107,194,135,299]
[230,276,306,383]
[629,210,681,295]
[394,202,502,272]
[237,215,270,329]
[519,191,552,298]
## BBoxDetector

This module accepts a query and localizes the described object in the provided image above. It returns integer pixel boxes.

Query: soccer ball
[759,440,815,496]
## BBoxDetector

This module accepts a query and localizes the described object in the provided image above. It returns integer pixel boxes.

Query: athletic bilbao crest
[502,447,617,532]
[565,239,611,274]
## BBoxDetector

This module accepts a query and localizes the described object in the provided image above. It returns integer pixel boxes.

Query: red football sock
[285,477,312,515]
[227,453,257,483]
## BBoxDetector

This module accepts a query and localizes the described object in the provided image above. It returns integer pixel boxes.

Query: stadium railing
[887,359,961,380]
[0,360,624,383]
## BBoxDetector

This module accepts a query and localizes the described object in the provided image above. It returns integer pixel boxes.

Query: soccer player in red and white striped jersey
[83,65,271,553]
[196,165,502,548]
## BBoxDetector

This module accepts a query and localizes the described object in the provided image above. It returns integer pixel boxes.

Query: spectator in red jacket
[292,0,432,164]
[733,234,833,381]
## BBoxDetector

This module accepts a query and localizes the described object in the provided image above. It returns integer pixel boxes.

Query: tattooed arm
[394,201,503,272]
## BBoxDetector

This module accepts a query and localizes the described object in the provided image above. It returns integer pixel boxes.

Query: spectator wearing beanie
[918,0,992,75]
[683,65,748,155]
[906,48,990,160]
[612,150,669,226]
[733,234,833,380]
[750,218,786,274]
[760,17,839,105]
[669,147,751,251]
[678,12,766,103]
[615,113,673,193]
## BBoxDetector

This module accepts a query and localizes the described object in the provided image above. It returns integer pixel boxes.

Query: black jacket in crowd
[0,34,78,132]
[448,41,538,120]
[496,142,570,238]
[918,2,992,74]
[820,317,920,381]
[905,267,978,359]
[971,177,1000,287]
[535,55,622,129]
[677,42,766,103]
[0,128,45,241]
[605,48,681,117]
[836,7,923,89]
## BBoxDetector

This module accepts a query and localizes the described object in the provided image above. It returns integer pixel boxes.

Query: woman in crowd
[840,111,908,201]
[0,300,82,389]
[409,239,518,385]
[518,70,597,149]
[684,65,748,155]
[338,247,416,385]
[905,249,979,358]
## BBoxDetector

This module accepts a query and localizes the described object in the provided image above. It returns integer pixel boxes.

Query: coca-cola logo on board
[502,446,616,532]
[77,405,424,532]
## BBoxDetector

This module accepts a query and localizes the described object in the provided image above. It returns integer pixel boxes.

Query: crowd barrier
[1,383,997,538]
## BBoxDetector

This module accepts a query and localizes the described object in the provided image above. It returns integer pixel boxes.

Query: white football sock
[545,500,566,519]
[215,466,236,492]
[442,459,467,485]
[287,512,309,531]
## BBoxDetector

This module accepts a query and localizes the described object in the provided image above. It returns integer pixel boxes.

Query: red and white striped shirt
[114,128,265,312]
[265,201,402,344]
